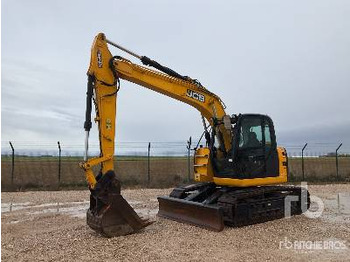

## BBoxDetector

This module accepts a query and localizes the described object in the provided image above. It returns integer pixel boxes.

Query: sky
[2,0,350,153]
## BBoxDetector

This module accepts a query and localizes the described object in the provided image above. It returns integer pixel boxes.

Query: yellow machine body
[79,33,307,237]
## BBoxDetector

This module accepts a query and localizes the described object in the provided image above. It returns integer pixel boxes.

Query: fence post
[9,141,15,189]
[57,141,61,186]
[147,142,151,186]
[301,143,308,180]
[187,136,192,182]
[336,143,342,180]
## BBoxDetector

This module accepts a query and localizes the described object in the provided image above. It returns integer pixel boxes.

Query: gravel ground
[1,184,350,262]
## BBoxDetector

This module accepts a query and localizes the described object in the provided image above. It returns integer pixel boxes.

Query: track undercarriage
[158,182,310,231]
[86,172,309,236]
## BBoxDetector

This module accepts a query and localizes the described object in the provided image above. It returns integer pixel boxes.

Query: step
[194,154,209,158]
[194,164,207,167]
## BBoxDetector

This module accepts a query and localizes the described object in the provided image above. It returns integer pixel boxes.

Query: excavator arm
[80,33,234,236]
[82,33,232,189]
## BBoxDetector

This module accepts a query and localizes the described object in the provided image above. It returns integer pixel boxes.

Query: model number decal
[106,119,112,130]
[186,89,205,103]
[97,50,103,68]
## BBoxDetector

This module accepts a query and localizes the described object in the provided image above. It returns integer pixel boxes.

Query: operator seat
[246,132,260,147]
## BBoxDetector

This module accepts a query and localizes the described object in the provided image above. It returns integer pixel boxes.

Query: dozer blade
[87,171,153,237]
[157,196,224,232]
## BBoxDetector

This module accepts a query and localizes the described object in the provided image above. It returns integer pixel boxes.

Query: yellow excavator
[80,33,309,237]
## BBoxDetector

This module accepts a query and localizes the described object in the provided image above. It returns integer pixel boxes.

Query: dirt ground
[1,184,350,262]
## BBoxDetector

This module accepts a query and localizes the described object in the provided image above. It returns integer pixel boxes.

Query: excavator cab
[234,114,279,178]
[212,114,279,179]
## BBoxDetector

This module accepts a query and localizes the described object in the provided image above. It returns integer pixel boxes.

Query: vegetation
[1,155,349,191]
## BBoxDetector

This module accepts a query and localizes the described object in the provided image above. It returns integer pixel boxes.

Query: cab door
[235,115,279,178]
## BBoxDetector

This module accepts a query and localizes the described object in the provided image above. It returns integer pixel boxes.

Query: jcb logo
[186,89,205,103]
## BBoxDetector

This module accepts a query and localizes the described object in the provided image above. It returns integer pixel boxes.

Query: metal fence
[1,140,350,191]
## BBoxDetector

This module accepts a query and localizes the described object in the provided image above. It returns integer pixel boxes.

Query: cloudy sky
[2,0,350,152]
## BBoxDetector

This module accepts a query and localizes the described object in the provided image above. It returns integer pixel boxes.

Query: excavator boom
[80,33,234,236]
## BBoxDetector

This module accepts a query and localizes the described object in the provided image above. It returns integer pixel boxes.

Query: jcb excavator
[80,33,309,237]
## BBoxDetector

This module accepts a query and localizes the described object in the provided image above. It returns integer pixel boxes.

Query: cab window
[264,123,271,145]
[238,118,263,149]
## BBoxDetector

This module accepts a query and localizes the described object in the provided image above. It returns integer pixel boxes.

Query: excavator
[80,33,309,237]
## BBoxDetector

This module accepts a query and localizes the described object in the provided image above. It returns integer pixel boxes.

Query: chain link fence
[1,141,350,191]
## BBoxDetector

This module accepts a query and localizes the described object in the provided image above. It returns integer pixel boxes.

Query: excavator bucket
[86,171,153,237]
[158,196,224,231]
